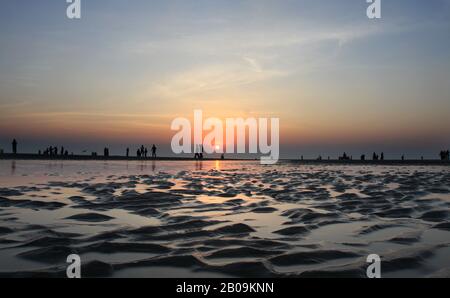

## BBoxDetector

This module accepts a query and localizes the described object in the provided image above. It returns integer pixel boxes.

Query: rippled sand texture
[0,160,449,278]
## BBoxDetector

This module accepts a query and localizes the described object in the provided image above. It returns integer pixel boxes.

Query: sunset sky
[1,0,449,158]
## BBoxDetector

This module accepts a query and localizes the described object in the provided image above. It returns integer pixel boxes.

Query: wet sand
[0,160,449,278]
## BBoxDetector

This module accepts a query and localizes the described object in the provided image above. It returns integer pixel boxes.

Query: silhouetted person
[194,144,201,159]
[126,148,129,158]
[380,152,384,161]
[144,148,148,158]
[361,154,366,161]
[372,152,378,161]
[12,139,17,154]
[104,147,109,157]
[137,149,141,158]
[301,155,304,161]
[151,144,157,158]
[401,155,405,161]
[60,147,64,156]
[221,154,225,160]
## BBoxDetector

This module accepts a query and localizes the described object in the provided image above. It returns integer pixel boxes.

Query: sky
[0,0,449,158]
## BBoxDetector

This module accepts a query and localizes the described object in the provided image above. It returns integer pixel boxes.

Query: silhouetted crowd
[2,139,449,162]
[134,144,157,159]
[40,146,70,157]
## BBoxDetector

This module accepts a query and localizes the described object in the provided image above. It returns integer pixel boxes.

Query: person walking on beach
[151,144,157,158]
[144,147,148,158]
[12,139,17,154]
[126,148,129,158]
[380,152,384,161]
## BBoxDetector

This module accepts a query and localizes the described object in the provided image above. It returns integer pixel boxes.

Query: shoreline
[0,153,449,166]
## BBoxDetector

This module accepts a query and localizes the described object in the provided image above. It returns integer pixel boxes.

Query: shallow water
[0,160,449,278]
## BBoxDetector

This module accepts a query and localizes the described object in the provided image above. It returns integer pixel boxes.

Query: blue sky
[0,0,449,158]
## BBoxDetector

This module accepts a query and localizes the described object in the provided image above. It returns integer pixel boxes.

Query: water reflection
[195,160,203,171]
[11,161,16,175]
[215,160,221,171]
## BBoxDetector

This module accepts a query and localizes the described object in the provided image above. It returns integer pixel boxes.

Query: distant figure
[221,154,225,160]
[38,150,41,155]
[301,155,304,161]
[137,149,141,158]
[140,145,145,158]
[421,156,424,161]
[104,147,109,157]
[380,152,384,161]
[439,150,450,161]
[12,139,17,154]
[194,144,201,159]
[401,155,405,161]
[317,155,322,161]
[126,148,129,158]
[144,148,148,158]
[372,152,379,161]
[361,154,366,161]
[60,147,65,156]
[151,144,157,158]
[339,152,350,161]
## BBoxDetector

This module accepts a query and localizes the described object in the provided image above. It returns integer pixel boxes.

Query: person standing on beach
[12,139,17,154]
[151,144,157,158]
[126,148,129,158]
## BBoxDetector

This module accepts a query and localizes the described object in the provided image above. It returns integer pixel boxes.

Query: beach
[0,159,449,278]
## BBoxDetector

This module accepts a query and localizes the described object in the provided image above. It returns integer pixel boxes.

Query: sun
[215,145,220,151]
